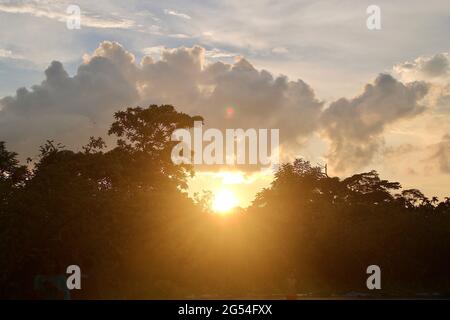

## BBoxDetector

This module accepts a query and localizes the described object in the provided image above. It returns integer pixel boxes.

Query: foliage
[0,105,449,299]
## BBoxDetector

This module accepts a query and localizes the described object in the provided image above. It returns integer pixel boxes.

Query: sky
[0,0,449,207]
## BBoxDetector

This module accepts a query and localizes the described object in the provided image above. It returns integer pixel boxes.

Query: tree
[0,105,203,298]
[0,142,28,206]
[2,106,450,299]
[108,104,203,190]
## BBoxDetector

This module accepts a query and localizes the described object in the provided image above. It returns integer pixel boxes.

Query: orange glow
[212,189,238,213]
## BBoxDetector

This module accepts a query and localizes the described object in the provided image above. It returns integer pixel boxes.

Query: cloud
[204,48,237,59]
[136,45,324,158]
[428,134,450,174]
[383,143,422,175]
[0,48,14,59]
[394,53,450,82]
[0,48,26,62]
[141,46,166,59]
[391,53,450,175]
[271,47,289,54]
[0,41,324,169]
[394,53,450,114]
[1,41,445,176]
[143,47,237,60]
[0,1,136,29]
[321,74,429,173]
[0,43,139,156]
[384,143,416,157]
[164,9,191,20]
[168,33,191,39]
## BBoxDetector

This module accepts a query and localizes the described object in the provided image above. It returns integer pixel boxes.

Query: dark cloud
[0,42,437,174]
[321,74,429,173]
[1,41,324,166]
[0,45,139,156]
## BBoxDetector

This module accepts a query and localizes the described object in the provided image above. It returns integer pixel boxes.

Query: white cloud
[394,53,450,82]
[141,46,166,58]
[271,47,289,54]
[0,48,25,61]
[0,2,136,29]
[168,33,191,39]
[164,9,192,20]
[0,48,13,58]
[204,48,237,59]
[394,53,450,114]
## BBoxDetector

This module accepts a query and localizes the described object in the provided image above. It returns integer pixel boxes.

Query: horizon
[1,1,449,208]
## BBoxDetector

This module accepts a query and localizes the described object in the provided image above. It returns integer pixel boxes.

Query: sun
[212,189,238,213]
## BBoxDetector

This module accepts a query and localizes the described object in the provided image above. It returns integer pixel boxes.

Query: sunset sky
[0,0,449,208]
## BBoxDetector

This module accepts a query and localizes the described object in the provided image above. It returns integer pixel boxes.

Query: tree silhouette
[0,105,449,299]
[0,142,28,204]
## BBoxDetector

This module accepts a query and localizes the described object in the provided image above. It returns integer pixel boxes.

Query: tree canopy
[0,104,449,299]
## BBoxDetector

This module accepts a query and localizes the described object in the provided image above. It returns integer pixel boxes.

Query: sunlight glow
[212,189,238,213]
